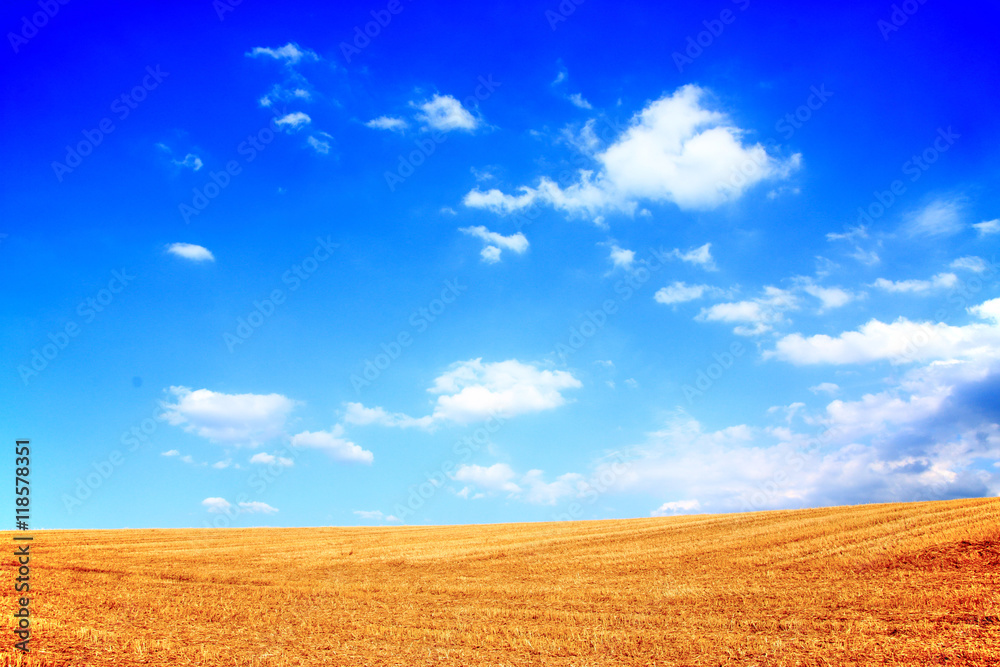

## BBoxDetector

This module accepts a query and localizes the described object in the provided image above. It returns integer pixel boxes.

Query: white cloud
[290,425,373,464]
[249,452,294,467]
[275,112,311,131]
[343,403,433,429]
[166,243,215,262]
[351,359,582,428]
[413,94,478,132]
[212,459,232,469]
[161,449,179,457]
[768,305,1000,365]
[696,287,798,336]
[354,510,401,522]
[871,272,958,293]
[973,219,999,236]
[173,153,203,171]
[307,132,333,155]
[654,282,718,305]
[452,463,521,494]
[799,282,855,311]
[950,256,989,273]
[809,382,840,395]
[568,93,592,109]
[826,225,868,243]
[669,243,716,270]
[651,499,700,516]
[246,43,318,65]
[162,387,296,446]
[238,501,278,514]
[202,497,232,514]
[463,85,799,218]
[903,198,965,237]
[608,244,635,270]
[459,226,528,263]
[365,116,408,132]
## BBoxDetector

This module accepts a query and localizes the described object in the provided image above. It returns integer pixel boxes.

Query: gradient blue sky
[3,0,999,529]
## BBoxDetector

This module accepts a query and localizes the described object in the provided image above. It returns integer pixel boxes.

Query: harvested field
[3,497,999,666]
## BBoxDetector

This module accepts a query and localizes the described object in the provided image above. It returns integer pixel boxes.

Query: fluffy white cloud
[796,279,856,311]
[275,112,311,131]
[950,256,989,273]
[249,452,294,467]
[161,449,179,457]
[452,463,521,494]
[459,226,528,263]
[973,219,999,236]
[161,387,296,446]
[902,198,965,237]
[174,153,203,171]
[413,94,478,132]
[871,272,957,293]
[238,501,278,515]
[568,93,592,109]
[350,359,582,428]
[463,85,799,218]
[290,425,373,464]
[654,281,718,305]
[768,304,1000,365]
[608,244,635,270]
[668,242,716,270]
[365,116,408,132]
[307,132,333,155]
[202,497,232,513]
[696,287,798,336]
[246,43,318,65]
[166,243,214,262]
[809,382,840,395]
[451,464,585,505]
[651,499,700,516]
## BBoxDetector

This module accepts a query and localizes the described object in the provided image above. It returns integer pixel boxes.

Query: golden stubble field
[3,497,999,666]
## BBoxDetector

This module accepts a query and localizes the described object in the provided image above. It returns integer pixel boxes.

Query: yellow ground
[3,497,999,666]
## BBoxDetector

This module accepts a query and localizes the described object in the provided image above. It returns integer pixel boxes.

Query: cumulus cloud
[275,112,311,131]
[568,93,592,109]
[463,85,799,219]
[239,501,278,514]
[950,256,989,273]
[696,287,798,336]
[459,226,528,263]
[246,43,318,65]
[902,198,965,237]
[349,359,582,429]
[249,452,294,467]
[413,94,478,132]
[451,463,586,505]
[202,498,231,513]
[161,449,179,457]
[365,116,409,132]
[809,382,840,395]
[290,424,373,464]
[668,243,717,270]
[651,499,700,516]
[161,387,296,446]
[795,278,856,311]
[608,244,635,270]
[973,219,999,236]
[452,463,521,494]
[654,282,720,305]
[166,243,215,262]
[871,272,958,293]
[768,301,1000,365]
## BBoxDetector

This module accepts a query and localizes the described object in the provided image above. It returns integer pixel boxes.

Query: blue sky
[3,0,999,529]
